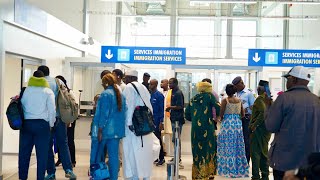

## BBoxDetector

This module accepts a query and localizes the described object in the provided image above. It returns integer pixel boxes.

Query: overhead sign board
[101,46,186,65]
[248,49,320,67]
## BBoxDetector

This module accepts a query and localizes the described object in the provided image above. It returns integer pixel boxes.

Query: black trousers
[154,128,165,161]
[273,169,285,180]
[58,121,76,164]
[242,116,251,164]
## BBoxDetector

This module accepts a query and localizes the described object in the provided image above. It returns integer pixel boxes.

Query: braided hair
[102,73,122,111]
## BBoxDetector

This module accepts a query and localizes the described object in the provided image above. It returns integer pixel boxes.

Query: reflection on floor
[5,151,274,180]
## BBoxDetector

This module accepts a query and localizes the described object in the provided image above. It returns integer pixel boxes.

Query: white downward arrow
[105,49,113,59]
[253,52,260,62]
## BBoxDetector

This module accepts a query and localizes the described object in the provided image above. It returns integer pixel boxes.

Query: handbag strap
[54,78,61,106]
[130,82,147,107]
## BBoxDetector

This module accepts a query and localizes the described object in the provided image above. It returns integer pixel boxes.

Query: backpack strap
[131,82,147,147]
[55,78,61,108]
[130,82,147,107]
[19,87,26,100]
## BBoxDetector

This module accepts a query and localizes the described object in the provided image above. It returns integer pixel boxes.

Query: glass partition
[121,17,170,47]
[217,72,246,99]
[232,21,256,58]
[178,18,215,58]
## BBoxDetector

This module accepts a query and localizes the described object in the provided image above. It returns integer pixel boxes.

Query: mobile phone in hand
[264,83,272,98]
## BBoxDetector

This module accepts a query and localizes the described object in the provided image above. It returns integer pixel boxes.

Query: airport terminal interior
[1,0,320,179]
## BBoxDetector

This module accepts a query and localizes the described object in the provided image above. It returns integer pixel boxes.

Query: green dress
[185,92,221,180]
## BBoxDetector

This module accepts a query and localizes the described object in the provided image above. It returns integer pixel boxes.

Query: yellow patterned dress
[185,92,220,180]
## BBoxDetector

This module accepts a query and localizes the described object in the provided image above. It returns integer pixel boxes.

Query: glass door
[176,72,192,105]
[22,59,42,88]
[217,71,246,100]
[176,72,208,104]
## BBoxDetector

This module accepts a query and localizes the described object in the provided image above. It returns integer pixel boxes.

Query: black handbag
[130,83,155,137]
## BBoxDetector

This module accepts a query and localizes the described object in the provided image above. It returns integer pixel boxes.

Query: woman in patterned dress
[217,84,249,178]
[185,82,221,179]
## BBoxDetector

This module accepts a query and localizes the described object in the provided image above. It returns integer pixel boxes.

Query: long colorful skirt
[217,114,249,178]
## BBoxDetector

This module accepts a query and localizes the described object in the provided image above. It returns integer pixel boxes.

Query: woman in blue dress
[217,84,249,178]
[90,73,127,180]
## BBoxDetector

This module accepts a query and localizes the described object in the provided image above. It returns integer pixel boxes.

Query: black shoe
[55,161,61,167]
[72,163,76,168]
[154,159,159,164]
[156,159,165,166]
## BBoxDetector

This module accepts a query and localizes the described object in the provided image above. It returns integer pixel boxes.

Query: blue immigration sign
[248,49,320,67]
[101,46,186,65]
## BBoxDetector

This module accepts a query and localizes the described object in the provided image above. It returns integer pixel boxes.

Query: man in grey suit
[264,66,320,180]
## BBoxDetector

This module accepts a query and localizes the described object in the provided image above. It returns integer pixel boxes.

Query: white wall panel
[4,23,82,76]
[3,54,21,153]
[26,0,83,32]
[1,22,83,153]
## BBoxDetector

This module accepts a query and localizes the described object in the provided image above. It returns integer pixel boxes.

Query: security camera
[88,37,94,45]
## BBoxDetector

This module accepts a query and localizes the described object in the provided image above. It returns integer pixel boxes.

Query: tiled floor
[5,151,274,180]
[2,155,36,179]
[3,117,274,180]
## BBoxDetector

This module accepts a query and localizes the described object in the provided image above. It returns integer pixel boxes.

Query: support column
[256,2,262,48]
[82,0,89,57]
[283,4,289,49]
[214,4,222,58]
[83,0,89,35]
[170,0,177,47]
[115,2,122,46]
[0,19,4,180]
[225,4,233,59]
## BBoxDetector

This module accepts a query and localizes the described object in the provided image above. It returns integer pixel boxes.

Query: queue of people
[17,65,320,180]
[19,66,77,180]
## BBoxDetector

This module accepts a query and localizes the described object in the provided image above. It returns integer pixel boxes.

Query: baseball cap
[125,70,138,77]
[282,66,311,81]
[232,76,242,85]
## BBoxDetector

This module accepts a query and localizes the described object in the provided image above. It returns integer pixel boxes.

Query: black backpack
[6,88,26,130]
[130,83,155,137]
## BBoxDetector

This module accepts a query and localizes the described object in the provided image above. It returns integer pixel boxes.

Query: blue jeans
[19,119,50,180]
[47,118,72,174]
[90,138,120,180]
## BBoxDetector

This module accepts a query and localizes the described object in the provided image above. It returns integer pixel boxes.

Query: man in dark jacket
[264,66,320,180]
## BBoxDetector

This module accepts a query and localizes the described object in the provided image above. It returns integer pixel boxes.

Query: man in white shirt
[122,70,154,180]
